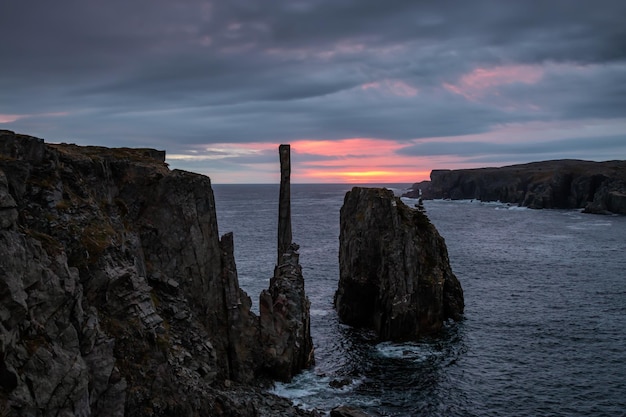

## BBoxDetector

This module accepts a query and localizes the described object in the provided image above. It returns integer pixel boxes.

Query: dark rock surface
[0,130,315,416]
[277,144,292,264]
[260,244,314,381]
[335,187,464,341]
[330,405,372,417]
[404,159,626,214]
[260,144,314,381]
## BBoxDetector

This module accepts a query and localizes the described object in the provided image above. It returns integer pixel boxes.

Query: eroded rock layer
[0,130,314,417]
[335,187,464,341]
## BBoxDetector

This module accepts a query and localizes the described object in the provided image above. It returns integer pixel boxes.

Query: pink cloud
[0,112,69,124]
[0,114,25,123]
[291,138,430,182]
[444,64,544,100]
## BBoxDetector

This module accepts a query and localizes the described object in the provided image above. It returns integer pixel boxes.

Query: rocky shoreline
[0,130,315,416]
[404,159,626,214]
[1,130,466,416]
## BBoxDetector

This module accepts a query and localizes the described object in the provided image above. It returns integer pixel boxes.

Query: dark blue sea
[212,184,626,417]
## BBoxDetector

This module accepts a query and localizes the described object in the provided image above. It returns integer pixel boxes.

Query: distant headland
[404,159,626,215]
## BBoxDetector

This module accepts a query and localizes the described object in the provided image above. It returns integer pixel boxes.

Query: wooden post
[277,144,292,264]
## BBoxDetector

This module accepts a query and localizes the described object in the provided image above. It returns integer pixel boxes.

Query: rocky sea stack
[335,187,464,341]
[404,159,626,214]
[0,131,314,416]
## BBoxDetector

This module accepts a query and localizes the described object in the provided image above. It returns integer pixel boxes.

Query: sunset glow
[291,138,430,183]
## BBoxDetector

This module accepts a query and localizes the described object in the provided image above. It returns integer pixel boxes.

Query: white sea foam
[269,370,366,412]
[567,220,613,230]
[504,205,528,211]
[269,371,328,410]
[310,309,330,317]
[375,341,439,362]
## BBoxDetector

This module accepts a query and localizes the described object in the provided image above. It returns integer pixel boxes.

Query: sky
[1,0,625,183]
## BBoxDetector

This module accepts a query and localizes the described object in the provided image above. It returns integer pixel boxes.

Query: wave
[269,370,368,412]
[375,341,442,363]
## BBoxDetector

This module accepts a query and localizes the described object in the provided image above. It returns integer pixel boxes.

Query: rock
[0,170,18,229]
[403,159,626,214]
[259,144,314,381]
[219,231,259,383]
[277,144,292,264]
[330,405,372,417]
[329,378,352,389]
[0,130,316,416]
[260,243,314,381]
[335,187,464,341]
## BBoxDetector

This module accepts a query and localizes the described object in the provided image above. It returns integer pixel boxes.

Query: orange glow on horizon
[289,138,432,183]
[170,137,441,183]
[301,167,431,184]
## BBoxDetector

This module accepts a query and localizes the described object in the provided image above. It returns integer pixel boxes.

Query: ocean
[212,184,626,417]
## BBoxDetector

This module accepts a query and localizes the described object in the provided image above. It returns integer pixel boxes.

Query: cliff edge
[335,187,464,341]
[0,130,314,417]
[404,159,626,214]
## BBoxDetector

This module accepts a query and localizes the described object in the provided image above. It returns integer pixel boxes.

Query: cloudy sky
[2,1,625,183]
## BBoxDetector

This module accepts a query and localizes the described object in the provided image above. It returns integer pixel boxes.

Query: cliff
[0,130,314,416]
[335,187,464,341]
[403,159,626,214]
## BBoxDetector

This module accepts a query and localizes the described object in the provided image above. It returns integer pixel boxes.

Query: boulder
[335,187,463,341]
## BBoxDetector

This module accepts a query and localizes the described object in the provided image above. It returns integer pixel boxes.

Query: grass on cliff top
[49,143,168,167]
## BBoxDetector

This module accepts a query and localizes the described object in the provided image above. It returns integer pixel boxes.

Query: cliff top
[0,129,168,172]
[431,159,626,179]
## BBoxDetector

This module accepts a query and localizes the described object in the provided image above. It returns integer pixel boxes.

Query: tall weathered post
[277,144,292,264]
[259,143,314,381]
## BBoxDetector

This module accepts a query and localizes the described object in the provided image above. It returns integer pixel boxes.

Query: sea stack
[259,144,314,381]
[277,144,292,264]
[335,187,464,341]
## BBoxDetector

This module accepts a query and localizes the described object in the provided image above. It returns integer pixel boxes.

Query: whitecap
[269,370,366,412]
[310,309,330,317]
[375,341,437,362]
[567,220,613,230]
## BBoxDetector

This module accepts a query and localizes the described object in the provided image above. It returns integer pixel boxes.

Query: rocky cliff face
[404,159,626,214]
[0,130,314,417]
[335,187,464,341]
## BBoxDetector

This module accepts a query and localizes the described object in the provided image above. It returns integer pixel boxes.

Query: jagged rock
[335,187,464,341]
[0,170,18,229]
[257,144,313,382]
[219,232,259,383]
[330,405,372,417]
[0,130,316,416]
[260,244,314,381]
[404,159,626,214]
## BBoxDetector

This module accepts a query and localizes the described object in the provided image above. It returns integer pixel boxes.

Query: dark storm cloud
[1,0,625,168]
[397,135,626,158]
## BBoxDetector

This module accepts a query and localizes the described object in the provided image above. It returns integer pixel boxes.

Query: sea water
[212,184,626,417]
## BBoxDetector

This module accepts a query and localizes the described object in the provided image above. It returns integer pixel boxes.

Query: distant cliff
[404,160,626,214]
[0,131,314,417]
[335,187,464,341]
